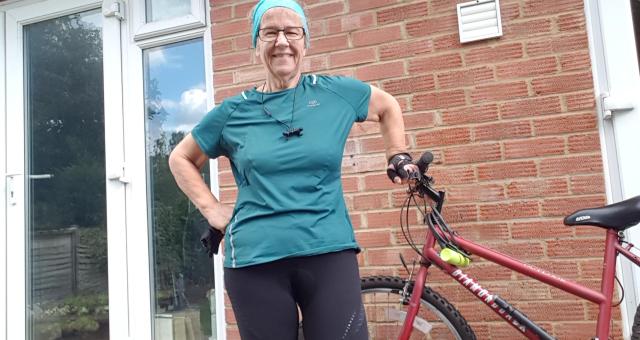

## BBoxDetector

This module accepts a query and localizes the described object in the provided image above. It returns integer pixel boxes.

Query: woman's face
[255,7,307,83]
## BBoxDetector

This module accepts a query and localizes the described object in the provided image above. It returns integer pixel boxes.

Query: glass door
[586,0,640,335]
[4,0,128,339]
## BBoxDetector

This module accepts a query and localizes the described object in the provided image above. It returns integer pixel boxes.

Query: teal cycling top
[191,74,371,268]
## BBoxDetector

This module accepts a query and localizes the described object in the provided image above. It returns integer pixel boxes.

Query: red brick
[442,204,479,223]
[353,192,391,210]
[429,166,477,185]
[542,195,606,217]
[355,61,405,81]
[471,81,529,103]
[565,92,596,111]
[570,175,605,195]
[344,139,357,155]
[377,2,428,25]
[402,111,437,130]
[477,161,538,180]
[342,154,386,174]
[437,66,495,89]
[214,71,234,87]
[307,34,349,55]
[213,38,233,54]
[496,57,558,79]
[489,242,546,260]
[307,1,345,19]
[219,187,238,204]
[568,133,600,153]
[507,178,569,198]
[447,184,505,204]
[455,223,510,241]
[213,51,252,71]
[349,0,396,12]
[366,248,418,266]
[433,33,464,51]
[352,25,403,47]
[560,51,592,72]
[413,90,467,110]
[301,55,328,73]
[480,200,540,221]
[499,96,562,119]
[212,6,232,23]
[408,53,463,74]
[382,75,436,96]
[547,238,605,258]
[342,176,359,193]
[442,104,499,126]
[465,43,524,65]
[443,143,502,165]
[540,155,603,177]
[234,65,265,83]
[406,14,458,37]
[213,20,249,39]
[367,211,417,228]
[326,12,375,34]
[474,120,532,141]
[233,2,254,19]
[329,47,376,68]
[215,84,251,102]
[350,213,362,229]
[533,113,597,136]
[511,220,574,239]
[533,72,593,96]
[523,0,584,16]
[558,12,587,32]
[504,18,553,38]
[233,35,252,50]
[416,127,472,147]
[504,137,565,159]
[527,33,589,56]
[355,230,392,247]
[379,39,434,61]
[363,173,396,191]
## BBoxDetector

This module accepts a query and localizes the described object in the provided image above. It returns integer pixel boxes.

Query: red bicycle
[360,151,640,339]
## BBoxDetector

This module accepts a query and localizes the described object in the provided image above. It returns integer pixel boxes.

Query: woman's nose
[275,31,289,46]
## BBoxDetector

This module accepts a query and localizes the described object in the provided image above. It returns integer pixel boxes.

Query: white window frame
[131,0,206,42]
[123,1,226,339]
[0,10,7,340]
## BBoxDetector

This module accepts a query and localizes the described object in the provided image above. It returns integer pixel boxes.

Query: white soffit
[457,0,503,43]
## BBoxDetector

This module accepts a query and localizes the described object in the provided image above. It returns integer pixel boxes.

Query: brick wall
[209,0,618,338]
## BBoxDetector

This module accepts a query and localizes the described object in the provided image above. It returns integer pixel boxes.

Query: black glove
[197,218,224,258]
[387,152,413,182]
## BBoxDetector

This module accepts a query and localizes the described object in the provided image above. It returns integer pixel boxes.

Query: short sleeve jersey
[191,74,371,268]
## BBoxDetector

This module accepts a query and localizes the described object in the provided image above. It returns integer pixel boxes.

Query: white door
[586,0,640,336]
[3,0,130,339]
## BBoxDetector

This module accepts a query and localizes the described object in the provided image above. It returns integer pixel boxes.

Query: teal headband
[251,0,310,48]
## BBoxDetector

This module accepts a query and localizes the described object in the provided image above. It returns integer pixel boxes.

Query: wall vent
[457,0,503,43]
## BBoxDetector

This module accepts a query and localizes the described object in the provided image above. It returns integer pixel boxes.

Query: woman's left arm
[367,85,408,159]
[366,85,416,183]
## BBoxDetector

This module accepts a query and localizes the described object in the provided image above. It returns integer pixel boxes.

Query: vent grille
[457,0,503,43]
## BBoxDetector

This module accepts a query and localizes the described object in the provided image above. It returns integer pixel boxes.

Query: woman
[169,0,415,338]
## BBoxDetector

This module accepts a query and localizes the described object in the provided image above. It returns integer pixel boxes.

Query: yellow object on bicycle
[440,248,471,267]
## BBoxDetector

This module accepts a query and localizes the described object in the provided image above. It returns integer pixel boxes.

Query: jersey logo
[307,99,320,108]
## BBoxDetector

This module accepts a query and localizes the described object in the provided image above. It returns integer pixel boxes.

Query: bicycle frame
[399,225,640,339]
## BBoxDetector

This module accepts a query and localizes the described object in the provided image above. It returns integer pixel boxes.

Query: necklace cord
[260,78,302,138]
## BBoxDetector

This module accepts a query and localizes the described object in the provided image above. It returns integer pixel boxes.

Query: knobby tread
[361,275,476,340]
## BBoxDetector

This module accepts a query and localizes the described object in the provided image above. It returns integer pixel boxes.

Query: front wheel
[361,276,475,340]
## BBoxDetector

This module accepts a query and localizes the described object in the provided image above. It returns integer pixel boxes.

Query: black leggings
[224,250,369,340]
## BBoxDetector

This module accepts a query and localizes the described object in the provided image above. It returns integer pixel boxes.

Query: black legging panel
[224,250,368,340]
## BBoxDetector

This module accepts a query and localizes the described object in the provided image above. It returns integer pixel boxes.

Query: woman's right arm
[168,133,232,232]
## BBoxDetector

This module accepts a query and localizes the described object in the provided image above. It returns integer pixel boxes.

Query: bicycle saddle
[564,195,640,231]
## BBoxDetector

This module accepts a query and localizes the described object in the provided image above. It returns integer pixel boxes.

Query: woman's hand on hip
[203,203,233,233]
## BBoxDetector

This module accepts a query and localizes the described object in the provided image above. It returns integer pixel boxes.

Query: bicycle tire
[631,303,640,340]
[361,276,476,340]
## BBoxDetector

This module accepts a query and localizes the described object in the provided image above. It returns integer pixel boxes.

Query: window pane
[143,39,215,340]
[24,9,109,340]
[632,0,640,73]
[146,0,191,22]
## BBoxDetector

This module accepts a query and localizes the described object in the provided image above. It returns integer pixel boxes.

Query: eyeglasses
[258,27,305,42]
